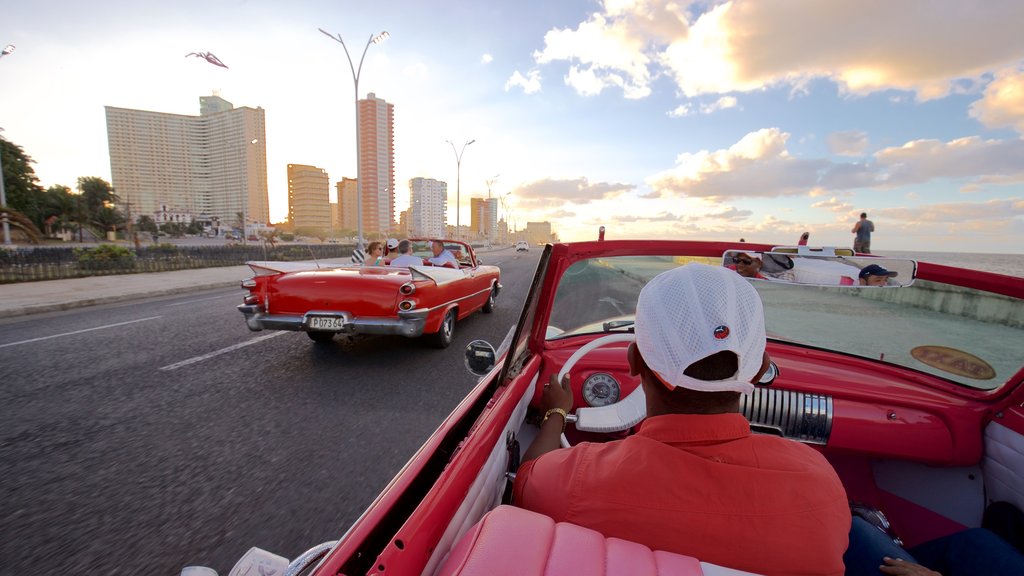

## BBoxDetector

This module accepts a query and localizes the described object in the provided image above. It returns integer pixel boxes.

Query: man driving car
[514,263,851,576]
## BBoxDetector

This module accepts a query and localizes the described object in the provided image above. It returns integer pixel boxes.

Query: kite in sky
[186,51,228,69]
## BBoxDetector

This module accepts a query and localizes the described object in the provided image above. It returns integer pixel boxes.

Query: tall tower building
[470,197,499,241]
[287,164,331,231]
[105,95,268,227]
[336,177,358,232]
[409,177,447,238]
[358,92,395,235]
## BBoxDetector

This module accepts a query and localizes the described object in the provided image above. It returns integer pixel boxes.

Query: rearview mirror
[465,340,497,376]
[722,249,917,287]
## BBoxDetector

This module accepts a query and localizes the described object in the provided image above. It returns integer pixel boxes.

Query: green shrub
[75,244,136,270]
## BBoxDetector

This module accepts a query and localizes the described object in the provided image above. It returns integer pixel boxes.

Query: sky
[1,0,1023,253]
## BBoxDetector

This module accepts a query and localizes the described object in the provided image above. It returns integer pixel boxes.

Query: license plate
[308,316,346,331]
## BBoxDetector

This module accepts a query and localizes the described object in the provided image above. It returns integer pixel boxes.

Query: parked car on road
[206,234,1024,576]
[237,239,501,348]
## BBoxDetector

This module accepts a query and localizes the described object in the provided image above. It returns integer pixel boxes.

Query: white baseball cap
[635,263,766,394]
[386,238,399,250]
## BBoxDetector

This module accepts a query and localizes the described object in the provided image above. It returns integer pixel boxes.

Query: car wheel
[307,331,335,343]
[429,309,456,349]
[482,286,496,314]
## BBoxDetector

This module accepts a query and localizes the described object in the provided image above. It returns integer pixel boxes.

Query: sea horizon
[876,250,1024,278]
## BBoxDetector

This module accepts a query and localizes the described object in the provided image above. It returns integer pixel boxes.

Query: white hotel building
[409,177,447,238]
[105,95,269,228]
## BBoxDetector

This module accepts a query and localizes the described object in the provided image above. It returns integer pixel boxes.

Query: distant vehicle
[237,239,501,348]
[515,241,529,252]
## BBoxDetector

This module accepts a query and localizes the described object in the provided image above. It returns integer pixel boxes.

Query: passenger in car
[726,252,766,278]
[514,264,851,576]
[426,240,458,268]
[365,241,385,266]
[388,240,426,267]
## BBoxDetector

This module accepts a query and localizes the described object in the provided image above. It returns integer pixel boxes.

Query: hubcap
[443,313,453,338]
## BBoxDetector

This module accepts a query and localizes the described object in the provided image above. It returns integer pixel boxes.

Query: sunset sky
[1,0,1023,252]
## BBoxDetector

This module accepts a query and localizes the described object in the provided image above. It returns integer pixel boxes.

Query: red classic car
[205,238,1023,575]
[237,239,501,348]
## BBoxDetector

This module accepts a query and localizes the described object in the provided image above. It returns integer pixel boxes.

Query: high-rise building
[526,221,553,245]
[287,164,331,231]
[470,197,499,241]
[336,177,358,232]
[358,92,395,235]
[409,177,447,237]
[105,95,269,227]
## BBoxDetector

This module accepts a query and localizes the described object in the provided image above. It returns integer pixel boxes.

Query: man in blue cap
[858,264,897,286]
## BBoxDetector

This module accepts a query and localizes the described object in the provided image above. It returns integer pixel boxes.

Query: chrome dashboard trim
[739,387,833,445]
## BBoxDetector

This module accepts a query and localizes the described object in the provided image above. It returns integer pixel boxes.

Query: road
[0,249,541,575]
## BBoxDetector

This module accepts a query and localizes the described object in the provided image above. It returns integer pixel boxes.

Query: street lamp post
[446,138,475,241]
[319,27,389,252]
[0,48,14,245]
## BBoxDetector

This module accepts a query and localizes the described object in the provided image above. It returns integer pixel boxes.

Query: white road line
[162,293,239,307]
[0,316,163,349]
[159,331,287,371]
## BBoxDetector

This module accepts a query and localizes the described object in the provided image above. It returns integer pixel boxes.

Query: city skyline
[1,1,1022,252]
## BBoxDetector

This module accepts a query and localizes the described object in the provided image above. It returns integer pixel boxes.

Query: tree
[1,135,45,225]
[77,177,117,220]
[136,215,158,234]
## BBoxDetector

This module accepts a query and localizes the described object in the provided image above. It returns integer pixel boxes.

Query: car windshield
[547,255,1023,391]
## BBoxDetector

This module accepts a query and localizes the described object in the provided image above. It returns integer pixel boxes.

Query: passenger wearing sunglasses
[727,252,766,279]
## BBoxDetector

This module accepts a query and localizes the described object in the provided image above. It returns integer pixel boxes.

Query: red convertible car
[237,239,501,348]
[205,237,1023,575]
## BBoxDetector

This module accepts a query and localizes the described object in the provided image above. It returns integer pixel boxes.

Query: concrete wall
[851,280,1024,328]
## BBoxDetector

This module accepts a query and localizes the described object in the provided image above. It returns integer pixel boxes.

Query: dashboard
[536,340,987,466]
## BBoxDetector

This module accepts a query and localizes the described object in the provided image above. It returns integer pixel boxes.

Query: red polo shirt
[513,413,850,576]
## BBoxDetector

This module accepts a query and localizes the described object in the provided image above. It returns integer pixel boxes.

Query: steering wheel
[554,333,647,448]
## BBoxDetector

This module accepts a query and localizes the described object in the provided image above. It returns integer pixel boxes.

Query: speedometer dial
[582,372,621,407]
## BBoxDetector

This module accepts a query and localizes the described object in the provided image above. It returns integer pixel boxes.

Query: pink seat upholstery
[438,506,706,576]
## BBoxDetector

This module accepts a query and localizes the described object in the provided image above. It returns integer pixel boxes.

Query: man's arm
[852,221,861,233]
[521,374,574,463]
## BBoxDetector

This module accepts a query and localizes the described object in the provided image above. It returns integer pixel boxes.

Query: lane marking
[0,316,163,349]
[162,293,239,307]
[159,331,287,371]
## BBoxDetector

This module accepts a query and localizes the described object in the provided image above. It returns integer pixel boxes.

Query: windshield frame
[533,240,1024,400]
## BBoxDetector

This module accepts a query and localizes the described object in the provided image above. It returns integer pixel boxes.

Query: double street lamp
[446,138,475,241]
[319,27,389,251]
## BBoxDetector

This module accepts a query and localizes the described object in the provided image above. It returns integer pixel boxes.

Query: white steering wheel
[554,333,647,448]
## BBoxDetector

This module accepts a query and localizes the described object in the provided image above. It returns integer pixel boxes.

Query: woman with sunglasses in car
[727,252,766,279]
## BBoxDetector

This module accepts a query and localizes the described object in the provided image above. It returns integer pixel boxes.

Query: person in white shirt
[426,240,458,268]
[388,240,426,267]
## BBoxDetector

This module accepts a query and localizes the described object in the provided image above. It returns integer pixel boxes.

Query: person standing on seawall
[852,212,875,254]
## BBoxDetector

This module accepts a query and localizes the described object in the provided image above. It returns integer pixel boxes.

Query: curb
[0,280,242,320]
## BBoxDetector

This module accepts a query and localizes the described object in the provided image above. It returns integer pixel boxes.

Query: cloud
[874,198,1024,222]
[647,128,829,200]
[505,70,542,94]
[811,197,854,213]
[549,209,577,218]
[969,66,1024,133]
[513,177,635,208]
[645,127,1023,202]
[827,130,870,156]
[667,95,739,117]
[481,53,493,64]
[611,211,681,223]
[533,1,1024,100]
[875,136,1024,188]
[705,206,752,221]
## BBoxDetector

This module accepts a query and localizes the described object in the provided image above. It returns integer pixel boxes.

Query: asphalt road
[0,249,541,575]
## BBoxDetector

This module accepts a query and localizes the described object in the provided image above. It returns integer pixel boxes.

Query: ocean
[876,250,1024,278]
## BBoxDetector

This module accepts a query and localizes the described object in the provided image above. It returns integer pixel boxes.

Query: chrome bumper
[238,305,429,338]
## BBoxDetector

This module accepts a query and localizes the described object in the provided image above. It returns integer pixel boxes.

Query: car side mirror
[465,340,496,376]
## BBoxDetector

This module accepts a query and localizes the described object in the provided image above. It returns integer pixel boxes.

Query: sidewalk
[0,247,515,320]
